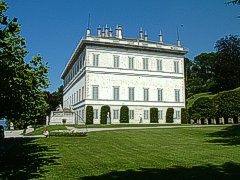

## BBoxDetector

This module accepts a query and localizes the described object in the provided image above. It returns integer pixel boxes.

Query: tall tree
[0,1,49,128]
[214,35,240,91]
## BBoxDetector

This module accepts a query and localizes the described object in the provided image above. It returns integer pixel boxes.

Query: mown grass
[23,125,67,136]
[1,124,240,179]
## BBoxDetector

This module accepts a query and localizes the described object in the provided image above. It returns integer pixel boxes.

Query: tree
[150,108,158,123]
[86,106,93,124]
[120,106,129,123]
[214,35,240,91]
[181,108,188,124]
[166,108,174,123]
[100,105,111,124]
[225,0,240,5]
[0,1,49,128]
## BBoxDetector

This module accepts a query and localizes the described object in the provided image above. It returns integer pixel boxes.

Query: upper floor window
[158,89,163,102]
[157,59,162,71]
[82,86,84,100]
[113,87,119,100]
[129,57,134,69]
[174,61,179,73]
[143,58,149,70]
[114,56,119,68]
[93,86,98,100]
[144,88,149,101]
[93,54,99,67]
[79,89,81,101]
[175,89,180,102]
[129,87,134,101]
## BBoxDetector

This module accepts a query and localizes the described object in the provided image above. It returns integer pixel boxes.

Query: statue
[56,104,63,111]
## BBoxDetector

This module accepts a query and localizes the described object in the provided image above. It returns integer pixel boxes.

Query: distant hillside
[187,87,240,109]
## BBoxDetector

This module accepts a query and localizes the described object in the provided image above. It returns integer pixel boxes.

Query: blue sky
[4,0,240,92]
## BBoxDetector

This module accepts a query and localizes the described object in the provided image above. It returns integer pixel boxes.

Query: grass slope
[187,87,240,109]
[1,124,240,179]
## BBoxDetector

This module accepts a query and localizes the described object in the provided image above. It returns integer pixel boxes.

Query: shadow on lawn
[0,137,60,179]
[206,124,240,146]
[83,162,240,180]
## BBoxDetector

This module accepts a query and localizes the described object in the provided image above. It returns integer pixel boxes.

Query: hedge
[100,105,111,124]
[166,108,174,123]
[120,106,129,123]
[181,108,188,124]
[86,106,93,124]
[150,108,158,123]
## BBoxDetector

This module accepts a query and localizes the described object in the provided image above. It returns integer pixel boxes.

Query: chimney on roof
[86,28,90,37]
[97,25,101,37]
[109,27,113,37]
[139,27,143,40]
[159,30,163,43]
[177,40,181,46]
[102,29,105,37]
[118,25,122,39]
[144,31,148,41]
[105,24,109,37]
[115,25,119,38]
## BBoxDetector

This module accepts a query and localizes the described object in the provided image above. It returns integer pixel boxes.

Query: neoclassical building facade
[61,25,188,124]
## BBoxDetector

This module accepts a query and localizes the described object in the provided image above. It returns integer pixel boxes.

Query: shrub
[100,105,111,124]
[181,108,188,124]
[120,106,129,123]
[86,106,93,124]
[166,108,174,123]
[150,108,158,123]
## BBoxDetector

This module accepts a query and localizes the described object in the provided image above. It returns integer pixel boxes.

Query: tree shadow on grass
[206,124,240,146]
[83,162,240,180]
[0,137,61,179]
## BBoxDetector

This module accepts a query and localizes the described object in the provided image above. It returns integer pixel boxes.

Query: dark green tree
[100,105,111,124]
[150,108,158,123]
[120,106,129,123]
[86,106,93,124]
[166,108,174,123]
[0,1,49,128]
[181,108,188,124]
[214,35,240,91]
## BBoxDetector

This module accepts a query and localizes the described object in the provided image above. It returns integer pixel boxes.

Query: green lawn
[23,125,67,136]
[1,124,240,179]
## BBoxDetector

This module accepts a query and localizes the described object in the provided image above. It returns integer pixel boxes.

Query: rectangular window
[129,87,134,101]
[129,110,134,119]
[113,110,119,119]
[144,89,149,101]
[129,57,134,69]
[157,59,162,71]
[74,93,76,104]
[76,91,78,102]
[93,86,98,100]
[158,110,163,120]
[143,58,148,70]
[175,89,180,102]
[79,89,81,101]
[93,54,99,67]
[114,56,119,68]
[174,61,179,73]
[82,87,84,100]
[144,110,149,120]
[158,89,163,102]
[113,87,119,100]
[176,111,181,119]
[94,109,98,119]
[72,94,74,105]
[82,109,84,122]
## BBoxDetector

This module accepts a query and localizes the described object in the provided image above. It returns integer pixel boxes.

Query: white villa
[59,25,188,125]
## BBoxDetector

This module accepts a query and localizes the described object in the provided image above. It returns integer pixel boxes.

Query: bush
[166,108,174,123]
[120,106,129,123]
[181,108,188,124]
[150,108,158,123]
[86,106,93,124]
[100,105,111,124]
